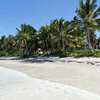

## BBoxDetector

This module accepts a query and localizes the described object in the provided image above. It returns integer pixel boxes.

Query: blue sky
[0,0,100,37]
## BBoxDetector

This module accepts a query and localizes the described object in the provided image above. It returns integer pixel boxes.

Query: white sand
[0,67,100,100]
[0,57,100,99]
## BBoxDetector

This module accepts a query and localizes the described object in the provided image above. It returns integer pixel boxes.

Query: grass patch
[66,50,100,57]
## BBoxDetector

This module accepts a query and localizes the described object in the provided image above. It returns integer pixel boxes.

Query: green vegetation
[66,50,100,57]
[75,0,100,51]
[0,0,100,57]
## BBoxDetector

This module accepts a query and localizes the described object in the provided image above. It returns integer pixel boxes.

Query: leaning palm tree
[75,0,100,51]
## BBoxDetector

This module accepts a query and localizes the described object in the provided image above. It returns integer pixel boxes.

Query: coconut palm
[16,24,37,57]
[50,18,84,54]
[50,19,70,54]
[75,0,100,51]
[7,35,16,55]
[38,25,52,52]
[0,35,8,52]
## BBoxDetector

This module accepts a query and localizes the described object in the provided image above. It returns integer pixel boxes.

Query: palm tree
[96,37,100,49]
[0,35,8,52]
[7,35,16,55]
[50,19,70,54]
[76,0,100,51]
[50,18,84,54]
[38,19,71,55]
[16,24,37,57]
[39,25,52,52]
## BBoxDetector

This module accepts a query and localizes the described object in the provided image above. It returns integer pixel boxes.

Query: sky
[0,0,100,37]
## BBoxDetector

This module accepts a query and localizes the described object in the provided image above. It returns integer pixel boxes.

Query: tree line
[0,0,100,57]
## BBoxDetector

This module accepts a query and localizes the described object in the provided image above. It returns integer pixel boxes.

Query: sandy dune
[0,67,100,100]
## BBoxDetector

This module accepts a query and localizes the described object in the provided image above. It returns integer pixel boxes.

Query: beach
[0,57,100,99]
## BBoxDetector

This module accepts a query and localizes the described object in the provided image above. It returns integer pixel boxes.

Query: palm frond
[85,0,90,14]
[94,7,100,18]
[76,9,86,19]
[95,18,100,24]
[92,24,100,31]
[90,0,97,11]
[79,0,85,9]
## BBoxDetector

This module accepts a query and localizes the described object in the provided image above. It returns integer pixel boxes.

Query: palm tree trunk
[87,32,94,52]
[23,40,29,57]
[62,40,66,56]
